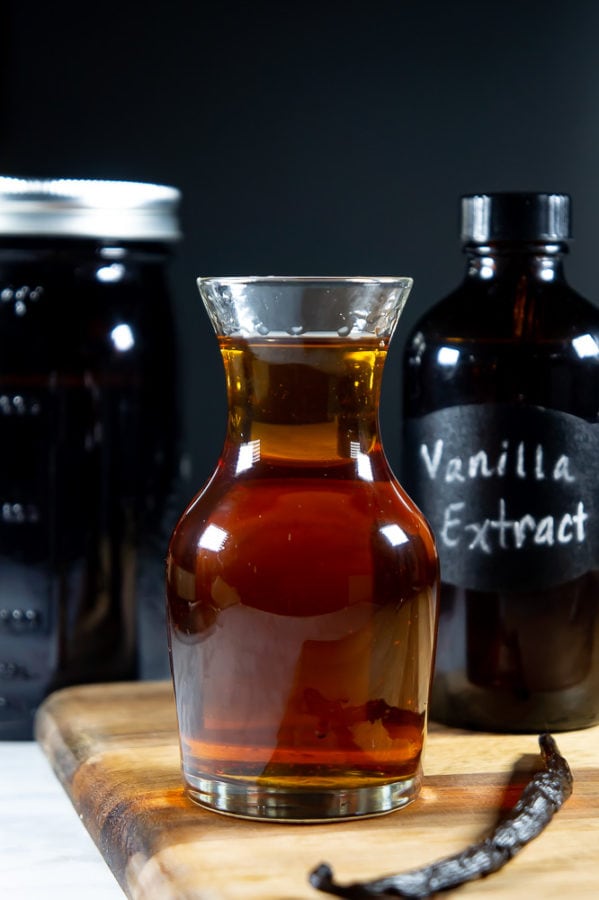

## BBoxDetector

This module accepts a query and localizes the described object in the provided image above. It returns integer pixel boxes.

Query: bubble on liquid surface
[337,324,351,337]
[287,325,304,336]
[256,322,270,336]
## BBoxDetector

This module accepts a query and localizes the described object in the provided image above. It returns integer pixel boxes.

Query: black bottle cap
[460,192,571,244]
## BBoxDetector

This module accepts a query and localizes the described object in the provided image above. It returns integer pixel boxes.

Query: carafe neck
[218,335,388,472]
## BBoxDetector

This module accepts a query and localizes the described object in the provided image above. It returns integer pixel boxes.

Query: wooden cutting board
[35,681,599,899]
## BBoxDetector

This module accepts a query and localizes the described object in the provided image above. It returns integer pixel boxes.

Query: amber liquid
[167,337,438,798]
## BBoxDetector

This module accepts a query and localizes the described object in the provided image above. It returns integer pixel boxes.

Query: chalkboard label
[404,404,599,592]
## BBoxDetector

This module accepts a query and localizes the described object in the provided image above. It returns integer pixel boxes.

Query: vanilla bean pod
[309,733,572,899]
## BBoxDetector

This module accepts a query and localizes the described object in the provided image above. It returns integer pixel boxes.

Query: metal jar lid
[0,176,181,241]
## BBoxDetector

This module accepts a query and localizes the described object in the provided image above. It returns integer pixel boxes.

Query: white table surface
[0,742,123,898]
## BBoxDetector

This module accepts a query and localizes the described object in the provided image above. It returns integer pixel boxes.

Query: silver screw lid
[0,176,181,241]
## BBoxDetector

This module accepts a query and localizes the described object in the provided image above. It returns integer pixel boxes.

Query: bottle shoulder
[402,278,599,421]
[405,278,599,349]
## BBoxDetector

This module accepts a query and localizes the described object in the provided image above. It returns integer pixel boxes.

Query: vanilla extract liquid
[167,335,438,800]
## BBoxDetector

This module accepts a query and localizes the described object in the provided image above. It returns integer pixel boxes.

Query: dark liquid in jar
[0,239,178,737]
[167,338,438,788]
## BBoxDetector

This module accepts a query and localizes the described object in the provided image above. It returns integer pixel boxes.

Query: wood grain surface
[35,681,599,900]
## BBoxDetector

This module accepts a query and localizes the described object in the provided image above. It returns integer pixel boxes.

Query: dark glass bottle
[0,177,181,738]
[403,192,599,732]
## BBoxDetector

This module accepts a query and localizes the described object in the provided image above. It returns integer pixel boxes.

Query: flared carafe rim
[197,275,413,288]
[196,275,413,339]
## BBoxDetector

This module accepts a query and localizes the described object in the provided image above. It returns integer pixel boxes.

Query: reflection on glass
[380,523,409,547]
[198,524,228,552]
[110,323,135,351]
[437,346,460,366]
[350,441,373,481]
[539,262,555,282]
[572,333,599,359]
[236,439,261,474]
[97,263,125,283]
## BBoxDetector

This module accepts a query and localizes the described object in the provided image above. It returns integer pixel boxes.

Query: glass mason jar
[167,276,439,821]
[0,176,181,738]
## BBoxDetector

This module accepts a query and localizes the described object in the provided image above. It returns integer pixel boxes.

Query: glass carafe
[167,277,439,821]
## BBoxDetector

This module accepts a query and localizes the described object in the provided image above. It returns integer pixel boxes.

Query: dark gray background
[2,0,599,491]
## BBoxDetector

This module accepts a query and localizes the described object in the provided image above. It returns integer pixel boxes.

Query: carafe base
[183,769,422,822]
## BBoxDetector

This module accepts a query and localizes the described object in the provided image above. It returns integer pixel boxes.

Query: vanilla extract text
[420,439,575,483]
[441,498,587,553]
